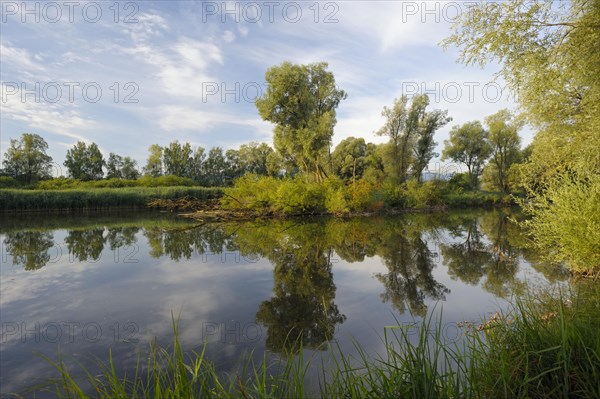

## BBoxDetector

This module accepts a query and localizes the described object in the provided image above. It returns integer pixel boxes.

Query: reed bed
[0,187,223,212]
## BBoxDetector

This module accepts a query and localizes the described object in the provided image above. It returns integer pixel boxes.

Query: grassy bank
[0,187,223,212]
[28,283,599,398]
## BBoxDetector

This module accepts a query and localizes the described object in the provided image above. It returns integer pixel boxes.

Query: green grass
[0,187,223,212]
[22,283,600,398]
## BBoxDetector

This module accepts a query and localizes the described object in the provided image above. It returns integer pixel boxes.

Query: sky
[0,0,528,176]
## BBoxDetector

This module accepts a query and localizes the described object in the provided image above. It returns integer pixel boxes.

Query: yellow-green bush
[403,180,443,209]
[36,176,200,190]
[221,174,278,210]
[521,170,600,273]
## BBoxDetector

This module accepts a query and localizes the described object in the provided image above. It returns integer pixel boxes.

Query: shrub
[274,177,327,214]
[222,174,278,210]
[0,176,18,188]
[324,180,349,215]
[138,175,197,187]
[447,172,473,191]
[521,170,600,273]
[403,180,443,209]
[347,180,379,211]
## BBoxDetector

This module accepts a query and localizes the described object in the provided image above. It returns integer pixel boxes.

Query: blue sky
[1,1,526,175]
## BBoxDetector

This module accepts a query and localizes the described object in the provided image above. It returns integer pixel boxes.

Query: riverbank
[30,282,600,398]
[0,187,223,212]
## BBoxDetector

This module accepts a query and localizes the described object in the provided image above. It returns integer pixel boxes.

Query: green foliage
[442,121,491,188]
[35,175,199,190]
[273,177,327,215]
[203,147,227,186]
[443,0,600,272]
[0,186,222,211]
[163,141,193,177]
[376,94,450,183]
[256,61,347,180]
[2,133,53,184]
[106,152,140,180]
[446,172,473,192]
[520,170,600,273]
[403,180,443,209]
[64,141,105,180]
[331,136,368,183]
[143,144,164,177]
[0,176,19,188]
[484,109,523,193]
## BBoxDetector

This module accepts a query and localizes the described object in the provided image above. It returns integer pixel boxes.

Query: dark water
[0,209,569,396]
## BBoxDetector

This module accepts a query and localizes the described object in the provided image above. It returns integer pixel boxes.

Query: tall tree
[163,141,193,177]
[204,147,226,186]
[2,133,53,184]
[331,137,368,184]
[106,153,139,180]
[376,94,449,183]
[237,142,273,175]
[441,121,492,188]
[224,148,244,183]
[484,110,522,193]
[121,156,140,180]
[189,146,206,182]
[412,108,451,182]
[143,144,163,177]
[106,153,124,179]
[64,141,104,180]
[256,62,347,181]
[442,0,600,269]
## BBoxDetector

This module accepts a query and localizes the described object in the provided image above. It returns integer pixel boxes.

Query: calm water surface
[0,209,569,396]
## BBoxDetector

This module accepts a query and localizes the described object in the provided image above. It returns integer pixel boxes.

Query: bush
[274,177,327,214]
[221,174,278,210]
[521,170,600,273]
[138,175,197,187]
[347,180,381,211]
[0,176,18,188]
[35,175,201,190]
[447,172,474,191]
[324,180,350,215]
[403,180,443,209]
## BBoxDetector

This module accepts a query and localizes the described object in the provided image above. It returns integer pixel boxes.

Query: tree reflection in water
[3,231,55,270]
[232,221,346,352]
[2,211,568,353]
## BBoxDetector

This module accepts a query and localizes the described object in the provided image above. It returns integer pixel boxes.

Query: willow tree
[331,136,368,184]
[2,133,53,184]
[441,121,492,189]
[256,62,347,181]
[443,0,600,270]
[484,109,523,193]
[376,94,450,183]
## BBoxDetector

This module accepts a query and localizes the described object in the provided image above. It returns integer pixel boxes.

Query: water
[0,209,569,396]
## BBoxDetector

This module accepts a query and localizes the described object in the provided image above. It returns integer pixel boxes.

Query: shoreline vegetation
[31,283,600,399]
[0,173,515,214]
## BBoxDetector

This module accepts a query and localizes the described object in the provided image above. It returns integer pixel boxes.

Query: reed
[0,187,223,212]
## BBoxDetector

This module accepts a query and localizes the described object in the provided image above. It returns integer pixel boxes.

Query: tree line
[1,65,528,194]
[1,102,526,193]
[0,135,276,187]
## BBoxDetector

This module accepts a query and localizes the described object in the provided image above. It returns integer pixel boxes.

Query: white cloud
[122,36,223,100]
[125,11,169,42]
[223,30,236,43]
[157,105,271,136]
[1,84,95,142]
[0,42,46,73]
